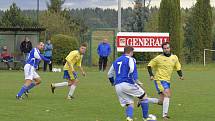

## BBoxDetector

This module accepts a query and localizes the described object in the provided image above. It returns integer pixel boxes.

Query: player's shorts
[154,80,170,94]
[115,82,145,107]
[24,64,40,80]
[63,70,76,80]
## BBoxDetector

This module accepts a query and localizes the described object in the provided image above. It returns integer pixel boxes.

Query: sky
[0,0,215,10]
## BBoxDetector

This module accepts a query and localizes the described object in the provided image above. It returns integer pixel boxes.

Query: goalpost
[203,49,215,66]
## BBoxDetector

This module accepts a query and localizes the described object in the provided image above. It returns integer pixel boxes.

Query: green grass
[0,64,215,121]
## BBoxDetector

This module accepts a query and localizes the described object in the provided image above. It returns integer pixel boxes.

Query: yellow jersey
[63,50,83,71]
[148,54,181,82]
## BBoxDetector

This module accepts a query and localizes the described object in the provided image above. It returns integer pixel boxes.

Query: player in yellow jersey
[147,42,184,120]
[50,43,87,99]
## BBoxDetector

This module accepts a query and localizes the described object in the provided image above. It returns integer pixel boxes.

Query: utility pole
[118,0,121,32]
[37,0,39,25]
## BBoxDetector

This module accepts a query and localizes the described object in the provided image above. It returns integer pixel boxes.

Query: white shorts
[115,82,145,107]
[24,64,40,80]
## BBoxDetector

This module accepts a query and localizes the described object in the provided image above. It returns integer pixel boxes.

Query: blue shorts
[63,70,77,80]
[154,80,170,94]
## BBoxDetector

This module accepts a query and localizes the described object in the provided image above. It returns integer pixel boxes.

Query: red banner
[116,32,169,52]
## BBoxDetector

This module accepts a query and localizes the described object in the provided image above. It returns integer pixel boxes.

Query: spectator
[43,40,53,72]
[1,46,13,70]
[20,36,32,64]
[97,38,111,71]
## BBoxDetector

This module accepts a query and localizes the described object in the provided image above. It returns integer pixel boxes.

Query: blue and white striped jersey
[108,54,138,85]
[26,48,50,68]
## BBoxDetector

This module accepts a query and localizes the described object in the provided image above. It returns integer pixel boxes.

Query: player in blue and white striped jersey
[16,42,51,99]
[107,46,154,121]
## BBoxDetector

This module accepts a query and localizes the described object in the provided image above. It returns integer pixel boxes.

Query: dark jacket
[20,41,32,53]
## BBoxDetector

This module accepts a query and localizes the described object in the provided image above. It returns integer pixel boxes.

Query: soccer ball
[147,114,157,121]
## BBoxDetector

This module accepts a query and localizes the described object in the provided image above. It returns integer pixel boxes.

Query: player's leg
[147,80,160,104]
[125,104,134,121]
[121,83,151,120]
[25,70,41,93]
[16,79,32,99]
[115,83,134,121]
[67,79,79,99]
[156,80,171,119]
[16,64,34,99]
[148,80,164,105]
[51,70,70,93]
[162,88,171,119]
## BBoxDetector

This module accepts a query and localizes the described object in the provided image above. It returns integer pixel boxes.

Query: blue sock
[126,105,133,118]
[27,83,36,91]
[17,85,28,97]
[140,99,149,118]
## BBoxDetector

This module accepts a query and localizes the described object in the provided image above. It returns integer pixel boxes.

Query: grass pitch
[0,64,215,121]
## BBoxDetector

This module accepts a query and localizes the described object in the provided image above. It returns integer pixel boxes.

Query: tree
[145,7,159,32]
[0,3,35,27]
[190,0,212,62]
[125,0,151,32]
[47,0,65,13]
[39,11,74,36]
[159,0,182,57]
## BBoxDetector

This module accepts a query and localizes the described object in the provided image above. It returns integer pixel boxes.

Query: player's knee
[73,80,79,85]
[36,80,41,85]
[138,93,147,100]
[163,92,171,98]
[68,82,73,86]
[126,103,134,107]
[158,100,163,105]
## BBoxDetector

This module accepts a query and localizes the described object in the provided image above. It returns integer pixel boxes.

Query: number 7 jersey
[108,54,137,85]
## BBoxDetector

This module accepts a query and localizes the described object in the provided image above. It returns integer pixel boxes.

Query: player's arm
[76,56,86,76]
[147,58,157,80]
[34,48,50,63]
[107,64,115,86]
[129,57,135,73]
[78,66,86,76]
[175,56,184,80]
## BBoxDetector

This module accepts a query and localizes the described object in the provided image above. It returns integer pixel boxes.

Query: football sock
[17,85,28,97]
[27,82,36,91]
[126,105,133,118]
[163,97,170,117]
[54,82,68,87]
[140,99,149,118]
[68,85,76,96]
[148,98,159,104]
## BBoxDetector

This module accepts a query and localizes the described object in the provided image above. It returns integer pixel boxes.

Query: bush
[52,34,78,64]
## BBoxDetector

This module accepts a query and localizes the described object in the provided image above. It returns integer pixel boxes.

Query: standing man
[43,39,53,72]
[20,36,32,65]
[147,42,184,120]
[108,46,155,121]
[97,38,111,71]
[16,42,51,99]
[51,43,87,100]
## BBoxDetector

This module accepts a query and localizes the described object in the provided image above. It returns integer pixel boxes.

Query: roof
[0,27,46,32]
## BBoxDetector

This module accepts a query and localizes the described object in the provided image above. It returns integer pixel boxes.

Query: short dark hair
[81,42,88,47]
[124,46,134,54]
[161,42,170,49]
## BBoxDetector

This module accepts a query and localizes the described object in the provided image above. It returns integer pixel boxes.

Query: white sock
[68,85,76,97]
[53,82,68,88]
[163,97,170,117]
[148,98,159,104]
